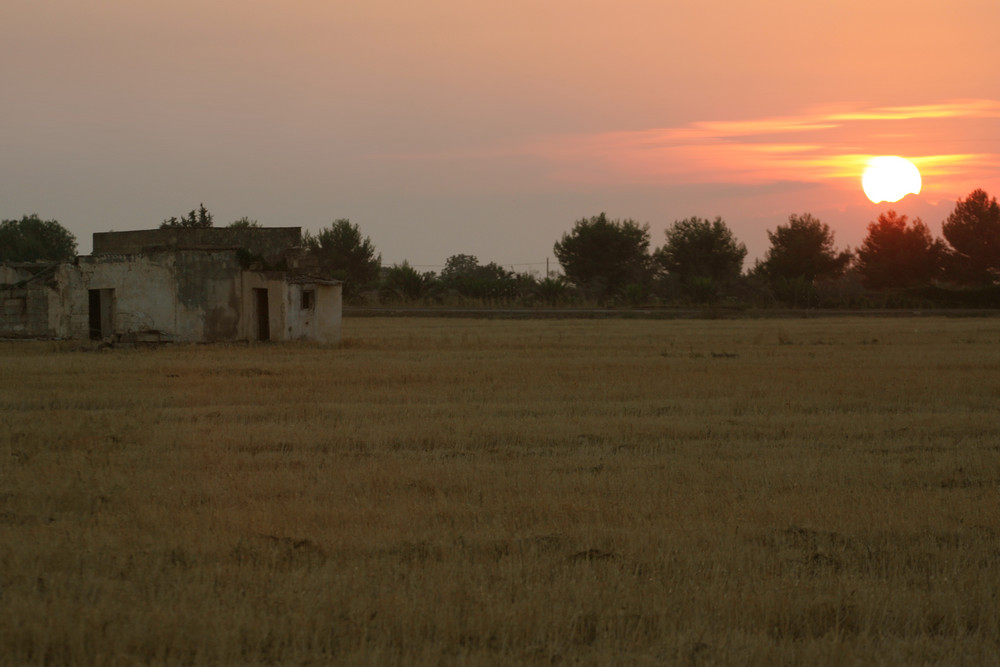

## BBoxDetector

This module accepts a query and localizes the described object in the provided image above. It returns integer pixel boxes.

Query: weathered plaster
[93,227,301,264]
[1,228,341,343]
[284,281,342,343]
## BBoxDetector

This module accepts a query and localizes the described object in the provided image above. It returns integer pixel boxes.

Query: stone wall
[92,227,302,263]
[1,239,342,343]
[0,264,59,338]
[283,280,342,343]
[68,250,244,342]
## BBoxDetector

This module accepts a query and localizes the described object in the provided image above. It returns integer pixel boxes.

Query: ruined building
[0,227,342,343]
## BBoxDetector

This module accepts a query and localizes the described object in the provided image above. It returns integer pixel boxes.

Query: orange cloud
[524,99,1000,193]
[829,100,1000,122]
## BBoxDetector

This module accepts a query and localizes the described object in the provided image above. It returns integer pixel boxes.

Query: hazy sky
[4,1,1000,271]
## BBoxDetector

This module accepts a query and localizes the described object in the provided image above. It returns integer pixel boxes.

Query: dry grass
[2,316,1000,665]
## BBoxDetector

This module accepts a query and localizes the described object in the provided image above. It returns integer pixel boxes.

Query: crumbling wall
[64,251,242,342]
[240,272,287,342]
[1,264,60,338]
[1,289,30,335]
[283,281,342,343]
[173,250,241,342]
[93,227,301,264]
[64,255,178,339]
[1,265,40,285]
[240,273,341,343]
[3,243,341,343]
[314,283,343,343]
[0,288,59,338]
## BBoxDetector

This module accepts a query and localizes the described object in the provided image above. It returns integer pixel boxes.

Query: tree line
[326,188,1000,308]
[3,188,999,308]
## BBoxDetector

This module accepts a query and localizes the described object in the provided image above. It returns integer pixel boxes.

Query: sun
[862,156,922,203]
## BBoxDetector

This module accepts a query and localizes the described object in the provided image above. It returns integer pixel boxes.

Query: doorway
[88,288,115,340]
[254,288,270,341]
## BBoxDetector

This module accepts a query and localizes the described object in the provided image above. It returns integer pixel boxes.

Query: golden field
[2,316,999,665]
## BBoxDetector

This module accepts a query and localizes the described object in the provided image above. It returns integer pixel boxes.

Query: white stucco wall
[4,251,341,343]
[171,251,242,342]
[57,251,243,342]
[241,272,284,342]
[79,256,177,337]
[283,282,342,343]
[241,273,341,343]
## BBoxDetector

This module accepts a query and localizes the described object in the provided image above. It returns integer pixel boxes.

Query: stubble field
[2,316,1000,665]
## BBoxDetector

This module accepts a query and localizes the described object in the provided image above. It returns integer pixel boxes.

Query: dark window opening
[254,288,270,341]
[88,290,101,339]
[301,289,315,310]
[88,288,115,340]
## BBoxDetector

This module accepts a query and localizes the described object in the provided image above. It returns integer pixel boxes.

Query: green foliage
[0,214,77,262]
[856,211,945,289]
[534,276,569,306]
[440,254,481,282]
[942,189,1000,286]
[684,276,721,303]
[758,213,852,285]
[439,254,520,301]
[381,262,438,302]
[754,213,852,307]
[552,213,652,298]
[235,248,269,270]
[655,217,746,299]
[621,283,647,306]
[767,276,821,308]
[160,203,214,229]
[304,219,381,299]
[228,217,261,228]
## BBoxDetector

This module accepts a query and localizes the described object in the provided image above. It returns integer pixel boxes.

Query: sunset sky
[4,1,1000,271]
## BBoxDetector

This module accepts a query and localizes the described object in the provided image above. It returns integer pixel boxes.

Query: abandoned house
[0,227,342,343]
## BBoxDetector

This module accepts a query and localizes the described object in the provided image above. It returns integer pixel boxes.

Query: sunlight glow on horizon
[3,3,1000,269]
[518,99,1000,199]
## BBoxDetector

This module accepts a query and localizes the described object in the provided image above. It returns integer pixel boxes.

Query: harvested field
[2,316,999,665]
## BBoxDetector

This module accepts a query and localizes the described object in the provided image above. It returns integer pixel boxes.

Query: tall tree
[0,214,77,262]
[304,219,381,298]
[553,213,651,297]
[941,188,1000,285]
[439,254,481,283]
[856,210,945,289]
[160,203,214,229]
[655,217,746,295]
[758,213,852,283]
[439,254,519,300]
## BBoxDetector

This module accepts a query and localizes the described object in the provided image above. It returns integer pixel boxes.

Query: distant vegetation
[358,188,999,309]
[159,203,214,229]
[303,219,382,300]
[553,213,652,300]
[0,214,77,262]
[5,188,999,307]
[227,216,261,228]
